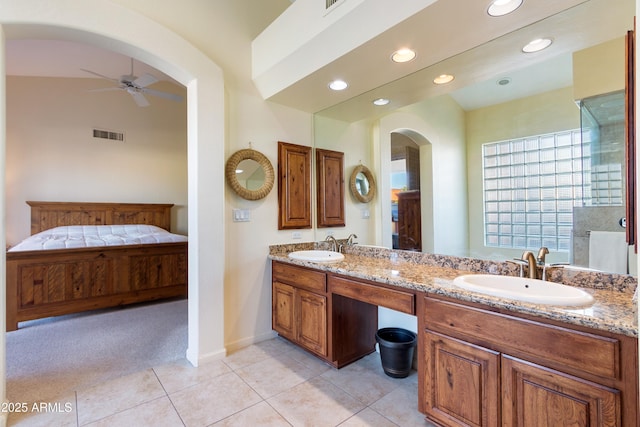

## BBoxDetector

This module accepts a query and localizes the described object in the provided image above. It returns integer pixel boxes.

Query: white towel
[589,231,628,274]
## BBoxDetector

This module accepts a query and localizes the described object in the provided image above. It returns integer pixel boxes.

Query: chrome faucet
[325,235,338,252]
[537,247,549,264]
[521,251,538,279]
[346,234,358,246]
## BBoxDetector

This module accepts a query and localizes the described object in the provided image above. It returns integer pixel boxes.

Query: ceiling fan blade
[129,90,150,107]
[80,68,119,83]
[140,87,184,102]
[133,73,158,88]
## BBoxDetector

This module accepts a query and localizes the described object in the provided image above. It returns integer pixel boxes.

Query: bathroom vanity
[270,244,638,426]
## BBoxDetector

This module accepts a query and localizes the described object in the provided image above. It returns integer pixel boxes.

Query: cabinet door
[424,331,500,427]
[397,190,421,251]
[278,141,312,229]
[272,282,295,341]
[502,355,621,427]
[316,148,345,228]
[296,289,327,357]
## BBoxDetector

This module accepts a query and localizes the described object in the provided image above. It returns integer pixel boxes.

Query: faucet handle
[537,247,549,264]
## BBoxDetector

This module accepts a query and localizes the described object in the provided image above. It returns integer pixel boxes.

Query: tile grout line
[151,368,188,427]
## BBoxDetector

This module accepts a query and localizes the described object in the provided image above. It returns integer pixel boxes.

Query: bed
[5,201,188,331]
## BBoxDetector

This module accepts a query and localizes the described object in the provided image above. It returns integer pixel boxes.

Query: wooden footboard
[6,242,187,331]
[6,201,188,331]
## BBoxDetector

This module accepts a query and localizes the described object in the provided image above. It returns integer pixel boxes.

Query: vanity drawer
[272,261,327,293]
[330,275,415,314]
[423,296,620,380]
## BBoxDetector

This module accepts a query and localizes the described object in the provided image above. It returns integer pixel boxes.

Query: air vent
[93,128,125,142]
[326,0,340,9]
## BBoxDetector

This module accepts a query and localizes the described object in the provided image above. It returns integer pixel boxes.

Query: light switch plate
[233,209,251,222]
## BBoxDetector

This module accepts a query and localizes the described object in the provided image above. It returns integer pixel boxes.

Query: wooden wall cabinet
[278,141,312,230]
[316,148,345,228]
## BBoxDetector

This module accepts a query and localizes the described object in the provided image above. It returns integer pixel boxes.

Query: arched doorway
[390,131,433,252]
[0,0,226,413]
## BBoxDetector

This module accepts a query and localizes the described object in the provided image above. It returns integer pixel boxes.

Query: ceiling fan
[81,58,183,107]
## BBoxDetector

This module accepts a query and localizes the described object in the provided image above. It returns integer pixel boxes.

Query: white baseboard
[185,346,227,367]
[184,330,278,366]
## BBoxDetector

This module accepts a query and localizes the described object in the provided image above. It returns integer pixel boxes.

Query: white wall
[5,76,188,245]
[223,80,315,350]
[314,115,377,244]
[377,94,468,255]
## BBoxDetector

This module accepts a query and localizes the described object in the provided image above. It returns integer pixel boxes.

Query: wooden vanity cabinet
[420,295,638,426]
[424,331,500,426]
[271,262,383,367]
[272,261,327,357]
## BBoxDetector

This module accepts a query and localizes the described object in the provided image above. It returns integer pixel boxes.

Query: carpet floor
[5,298,188,404]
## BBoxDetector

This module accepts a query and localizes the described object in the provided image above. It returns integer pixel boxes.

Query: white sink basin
[453,274,594,307]
[288,250,345,263]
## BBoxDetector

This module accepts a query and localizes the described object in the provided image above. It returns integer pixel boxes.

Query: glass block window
[483,129,587,252]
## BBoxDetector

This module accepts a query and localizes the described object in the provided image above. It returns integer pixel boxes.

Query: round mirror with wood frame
[350,164,376,203]
[225,148,275,200]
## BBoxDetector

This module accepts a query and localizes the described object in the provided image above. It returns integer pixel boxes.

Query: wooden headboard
[26,201,174,234]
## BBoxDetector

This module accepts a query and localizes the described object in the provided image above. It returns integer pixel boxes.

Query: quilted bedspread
[8,224,188,251]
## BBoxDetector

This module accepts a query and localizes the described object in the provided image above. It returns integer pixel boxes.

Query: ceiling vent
[326,0,340,9]
[93,128,125,142]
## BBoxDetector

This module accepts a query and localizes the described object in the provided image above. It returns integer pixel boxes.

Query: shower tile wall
[572,206,626,267]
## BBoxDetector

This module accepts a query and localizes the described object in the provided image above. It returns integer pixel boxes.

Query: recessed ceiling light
[329,79,348,91]
[496,77,512,86]
[235,169,243,174]
[487,0,523,17]
[373,98,390,106]
[522,37,552,53]
[391,48,416,63]
[433,74,454,85]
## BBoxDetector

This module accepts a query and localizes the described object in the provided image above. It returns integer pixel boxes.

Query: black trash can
[375,327,417,378]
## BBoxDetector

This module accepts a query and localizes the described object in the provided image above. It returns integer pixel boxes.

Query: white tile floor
[8,337,436,426]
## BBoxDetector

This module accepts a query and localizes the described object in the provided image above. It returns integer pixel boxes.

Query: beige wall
[5,76,188,245]
[374,95,468,255]
[314,115,377,243]
[466,86,580,261]
[573,37,626,101]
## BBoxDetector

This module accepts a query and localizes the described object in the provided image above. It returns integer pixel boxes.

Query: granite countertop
[269,243,638,338]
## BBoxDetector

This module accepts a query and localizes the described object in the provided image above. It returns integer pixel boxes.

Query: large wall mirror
[313,0,637,275]
[225,148,275,200]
